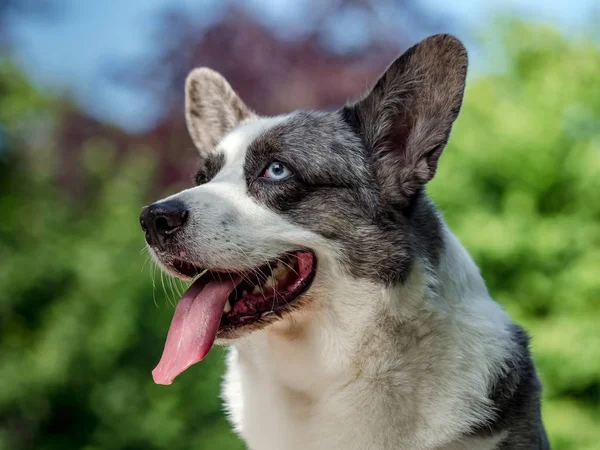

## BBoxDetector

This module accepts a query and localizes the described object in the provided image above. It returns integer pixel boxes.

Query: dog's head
[141,34,467,384]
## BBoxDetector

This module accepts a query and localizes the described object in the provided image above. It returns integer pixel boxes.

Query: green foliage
[0,68,243,450]
[429,23,600,450]
[0,23,598,450]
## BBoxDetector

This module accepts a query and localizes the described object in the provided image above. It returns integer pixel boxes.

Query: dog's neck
[229,227,514,447]
[237,226,510,384]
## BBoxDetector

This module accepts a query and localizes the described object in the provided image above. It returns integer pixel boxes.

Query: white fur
[217,115,289,180]
[221,226,513,450]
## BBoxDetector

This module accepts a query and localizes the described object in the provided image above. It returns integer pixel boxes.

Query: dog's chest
[222,346,505,450]
[222,346,380,450]
[220,294,514,450]
[221,321,407,450]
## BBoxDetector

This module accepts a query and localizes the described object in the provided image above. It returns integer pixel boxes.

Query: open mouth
[172,251,316,331]
[152,251,316,385]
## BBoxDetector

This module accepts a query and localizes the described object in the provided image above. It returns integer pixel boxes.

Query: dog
[140,34,549,449]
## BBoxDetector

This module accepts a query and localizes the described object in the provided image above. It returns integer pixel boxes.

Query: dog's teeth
[272,267,285,281]
[264,275,276,288]
[261,311,274,318]
[252,285,262,294]
[272,263,290,281]
[224,300,232,313]
[242,290,248,297]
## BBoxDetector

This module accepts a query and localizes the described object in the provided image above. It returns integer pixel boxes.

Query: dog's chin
[157,249,318,342]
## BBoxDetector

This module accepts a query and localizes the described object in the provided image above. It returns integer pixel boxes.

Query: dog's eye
[262,161,293,181]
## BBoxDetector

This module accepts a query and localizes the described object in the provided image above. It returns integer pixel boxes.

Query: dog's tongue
[152,274,241,385]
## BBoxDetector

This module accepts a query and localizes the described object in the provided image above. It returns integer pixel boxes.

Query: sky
[4,0,598,132]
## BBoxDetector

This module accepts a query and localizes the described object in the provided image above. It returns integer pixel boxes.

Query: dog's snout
[140,200,188,248]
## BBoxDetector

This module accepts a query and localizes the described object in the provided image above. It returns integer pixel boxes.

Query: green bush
[0,23,598,450]
[0,66,243,450]
[430,23,600,450]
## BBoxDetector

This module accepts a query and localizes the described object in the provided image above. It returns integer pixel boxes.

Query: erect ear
[343,34,467,206]
[185,68,255,154]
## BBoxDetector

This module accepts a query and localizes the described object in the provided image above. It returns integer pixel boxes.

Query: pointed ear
[185,68,255,154]
[344,34,467,206]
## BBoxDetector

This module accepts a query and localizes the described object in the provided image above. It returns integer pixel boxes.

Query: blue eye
[263,161,293,180]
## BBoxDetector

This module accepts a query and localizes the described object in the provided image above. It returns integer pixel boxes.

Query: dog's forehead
[207,110,370,191]
[216,115,290,175]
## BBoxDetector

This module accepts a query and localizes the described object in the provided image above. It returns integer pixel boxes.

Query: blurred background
[0,0,599,449]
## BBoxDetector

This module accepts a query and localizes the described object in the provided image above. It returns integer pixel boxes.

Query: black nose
[140,200,189,249]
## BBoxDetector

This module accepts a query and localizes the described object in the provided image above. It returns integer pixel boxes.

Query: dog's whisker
[150,261,159,308]
[166,274,177,304]
[160,270,176,308]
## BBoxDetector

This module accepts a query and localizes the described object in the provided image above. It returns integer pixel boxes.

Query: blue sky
[5,0,598,132]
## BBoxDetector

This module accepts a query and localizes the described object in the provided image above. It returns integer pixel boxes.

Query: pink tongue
[152,274,241,385]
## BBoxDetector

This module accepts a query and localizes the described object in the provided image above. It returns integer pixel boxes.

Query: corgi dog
[140,34,549,449]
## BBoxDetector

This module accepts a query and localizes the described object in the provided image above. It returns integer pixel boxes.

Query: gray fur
[194,152,225,186]
[343,34,467,207]
[244,110,443,285]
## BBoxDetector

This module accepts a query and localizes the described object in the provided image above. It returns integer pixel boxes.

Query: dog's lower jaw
[221,228,546,450]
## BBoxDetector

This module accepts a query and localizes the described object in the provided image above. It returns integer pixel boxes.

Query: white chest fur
[221,232,513,450]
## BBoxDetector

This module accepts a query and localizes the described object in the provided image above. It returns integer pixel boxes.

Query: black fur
[470,325,550,448]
